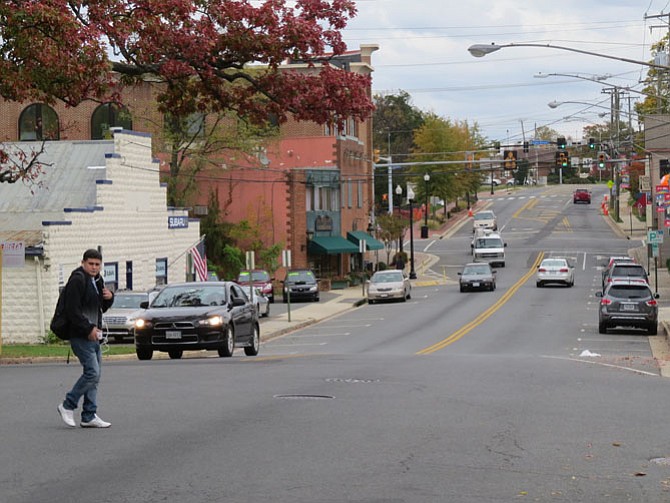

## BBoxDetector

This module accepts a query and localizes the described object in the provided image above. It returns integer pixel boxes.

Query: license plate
[380,293,388,298]
[621,304,637,312]
[472,282,480,287]
[165,330,182,339]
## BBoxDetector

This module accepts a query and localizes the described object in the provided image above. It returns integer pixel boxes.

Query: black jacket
[64,267,115,339]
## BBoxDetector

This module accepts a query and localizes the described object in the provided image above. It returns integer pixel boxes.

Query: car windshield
[463,265,490,276]
[475,238,503,248]
[112,293,147,309]
[541,260,567,268]
[238,270,270,283]
[611,266,646,278]
[150,285,227,307]
[474,212,494,221]
[371,272,404,283]
[608,286,651,299]
[286,271,315,283]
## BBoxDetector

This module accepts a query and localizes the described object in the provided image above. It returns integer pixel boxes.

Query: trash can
[420,225,429,239]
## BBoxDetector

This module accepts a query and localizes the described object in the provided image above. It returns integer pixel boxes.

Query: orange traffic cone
[468,208,473,217]
[603,205,608,216]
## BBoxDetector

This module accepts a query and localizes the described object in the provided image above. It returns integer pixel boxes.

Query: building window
[306,186,314,211]
[357,180,363,208]
[312,186,340,211]
[103,262,118,292]
[19,104,59,141]
[91,103,132,139]
[347,178,353,208]
[155,257,168,286]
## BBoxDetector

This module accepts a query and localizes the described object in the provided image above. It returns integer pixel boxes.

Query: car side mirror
[504,243,507,247]
[231,297,246,307]
[470,244,474,249]
[655,293,660,299]
[140,301,149,309]
[595,292,603,298]
[457,272,462,276]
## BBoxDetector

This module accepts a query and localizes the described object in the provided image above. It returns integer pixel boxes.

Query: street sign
[530,140,550,145]
[648,230,664,244]
[0,241,24,268]
[640,175,651,192]
[245,251,255,270]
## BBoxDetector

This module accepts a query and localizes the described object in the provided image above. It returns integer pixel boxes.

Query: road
[3,185,670,502]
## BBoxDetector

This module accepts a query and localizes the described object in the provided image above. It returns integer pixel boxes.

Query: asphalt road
[4,185,670,502]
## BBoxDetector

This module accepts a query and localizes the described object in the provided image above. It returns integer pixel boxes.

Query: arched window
[19,104,59,141]
[91,103,132,139]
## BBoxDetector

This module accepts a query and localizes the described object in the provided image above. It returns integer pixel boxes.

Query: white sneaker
[57,403,76,427]
[80,415,111,428]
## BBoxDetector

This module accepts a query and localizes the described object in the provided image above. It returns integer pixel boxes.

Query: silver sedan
[536,258,575,287]
[367,270,411,304]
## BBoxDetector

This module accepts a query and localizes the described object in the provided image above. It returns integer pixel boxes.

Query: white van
[471,232,506,267]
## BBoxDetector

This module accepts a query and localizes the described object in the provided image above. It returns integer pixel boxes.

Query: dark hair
[83,248,103,261]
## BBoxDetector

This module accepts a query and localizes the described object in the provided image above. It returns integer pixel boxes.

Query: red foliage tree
[0,0,374,183]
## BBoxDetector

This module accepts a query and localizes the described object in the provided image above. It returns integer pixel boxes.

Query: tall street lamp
[407,186,417,279]
[395,184,404,253]
[421,173,430,239]
[468,43,670,71]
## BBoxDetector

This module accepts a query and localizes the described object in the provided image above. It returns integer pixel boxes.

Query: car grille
[479,252,501,259]
[154,321,197,330]
[103,316,127,325]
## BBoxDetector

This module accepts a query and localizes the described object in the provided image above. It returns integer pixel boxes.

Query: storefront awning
[308,235,360,255]
[346,231,384,251]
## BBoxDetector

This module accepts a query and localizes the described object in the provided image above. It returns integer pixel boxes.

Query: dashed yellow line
[416,252,545,355]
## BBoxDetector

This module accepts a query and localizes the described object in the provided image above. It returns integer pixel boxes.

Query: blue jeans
[63,338,102,422]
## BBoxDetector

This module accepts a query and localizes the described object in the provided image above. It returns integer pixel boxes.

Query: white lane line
[541,355,658,377]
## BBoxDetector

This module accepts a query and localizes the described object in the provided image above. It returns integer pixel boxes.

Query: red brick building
[0,44,380,280]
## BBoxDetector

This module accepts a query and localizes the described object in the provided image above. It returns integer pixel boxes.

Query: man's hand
[102,287,113,300]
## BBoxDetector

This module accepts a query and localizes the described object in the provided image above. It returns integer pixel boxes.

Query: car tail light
[538,268,547,273]
[559,268,569,272]
[600,298,612,306]
[646,299,658,307]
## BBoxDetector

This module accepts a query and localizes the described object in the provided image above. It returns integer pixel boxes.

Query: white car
[249,287,270,317]
[482,176,502,186]
[472,210,498,233]
[536,258,574,287]
[367,270,411,304]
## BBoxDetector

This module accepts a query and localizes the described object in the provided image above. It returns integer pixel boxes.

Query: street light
[395,184,404,253]
[468,42,670,71]
[407,186,417,279]
[421,173,430,239]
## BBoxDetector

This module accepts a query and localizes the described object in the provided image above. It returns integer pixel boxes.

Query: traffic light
[373,148,380,163]
[503,150,517,170]
[556,137,567,149]
[588,138,596,150]
[493,141,501,151]
[523,141,529,153]
[597,152,606,169]
[555,151,567,166]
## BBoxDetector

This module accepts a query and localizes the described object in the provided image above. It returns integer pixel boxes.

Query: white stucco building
[0,130,201,344]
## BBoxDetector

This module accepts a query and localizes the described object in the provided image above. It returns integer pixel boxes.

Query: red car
[237,269,275,303]
[573,188,591,204]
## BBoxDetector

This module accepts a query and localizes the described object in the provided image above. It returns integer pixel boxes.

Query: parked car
[471,231,506,267]
[458,263,496,292]
[536,257,575,287]
[283,269,319,302]
[133,281,259,360]
[482,176,502,186]
[602,262,648,291]
[102,291,149,342]
[573,188,591,204]
[250,287,270,318]
[595,280,659,335]
[601,256,636,285]
[472,210,498,232]
[367,270,411,303]
[237,269,274,303]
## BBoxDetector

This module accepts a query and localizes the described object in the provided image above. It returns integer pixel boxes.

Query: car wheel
[598,322,607,334]
[401,294,407,302]
[269,295,275,304]
[283,295,288,303]
[168,349,183,359]
[407,290,411,300]
[459,284,465,292]
[368,298,375,305]
[264,304,270,318]
[244,324,260,356]
[649,323,658,336]
[136,347,153,360]
[218,326,235,357]
[536,281,542,288]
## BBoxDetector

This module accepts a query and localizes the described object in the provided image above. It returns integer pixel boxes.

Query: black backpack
[50,270,85,340]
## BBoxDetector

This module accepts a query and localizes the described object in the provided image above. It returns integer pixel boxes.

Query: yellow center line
[512,197,537,218]
[416,252,545,355]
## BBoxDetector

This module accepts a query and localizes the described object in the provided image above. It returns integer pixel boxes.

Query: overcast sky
[342,0,667,149]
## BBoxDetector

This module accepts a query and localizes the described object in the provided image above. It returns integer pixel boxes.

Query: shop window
[155,257,168,286]
[19,104,59,141]
[103,262,118,292]
[91,103,132,139]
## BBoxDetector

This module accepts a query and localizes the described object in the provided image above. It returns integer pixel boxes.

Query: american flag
[190,237,208,282]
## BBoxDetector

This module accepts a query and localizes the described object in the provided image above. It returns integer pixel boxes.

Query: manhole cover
[650,458,670,466]
[274,394,335,400]
[325,378,380,384]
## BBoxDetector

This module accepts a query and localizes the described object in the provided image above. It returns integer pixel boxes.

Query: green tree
[375,213,407,265]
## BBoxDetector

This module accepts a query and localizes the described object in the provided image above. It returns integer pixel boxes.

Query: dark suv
[596,280,659,334]
[283,269,319,302]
